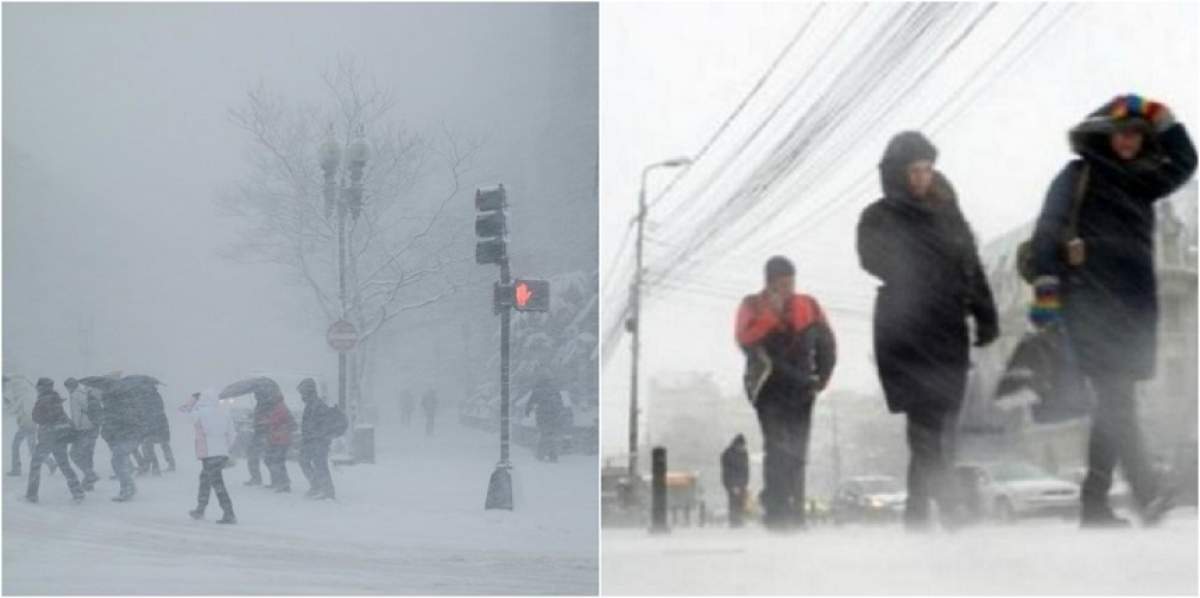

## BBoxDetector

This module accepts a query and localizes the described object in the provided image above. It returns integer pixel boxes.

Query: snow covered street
[3,421,597,595]
[602,511,1198,595]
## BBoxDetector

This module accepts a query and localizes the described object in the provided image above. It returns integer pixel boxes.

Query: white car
[957,462,1080,521]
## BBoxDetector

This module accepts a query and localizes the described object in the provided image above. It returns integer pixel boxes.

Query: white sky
[600,2,1200,456]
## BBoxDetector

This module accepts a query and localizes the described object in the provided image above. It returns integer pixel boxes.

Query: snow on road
[3,421,597,595]
[602,511,1198,595]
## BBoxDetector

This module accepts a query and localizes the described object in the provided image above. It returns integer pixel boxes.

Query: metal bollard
[650,446,669,534]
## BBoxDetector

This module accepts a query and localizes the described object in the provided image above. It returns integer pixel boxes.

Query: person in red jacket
[260,389,296,493]
[735,256,836,530]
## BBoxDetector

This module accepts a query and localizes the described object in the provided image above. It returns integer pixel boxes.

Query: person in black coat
[856,131,999,530]
[1029,95,1196,528]
[525,377,565,462]
[421,389,439,437]
[25,378,85,503]
[298,378,336,500]
[101,383,144,501]
[136,384,175,476]
[720,434,750,528]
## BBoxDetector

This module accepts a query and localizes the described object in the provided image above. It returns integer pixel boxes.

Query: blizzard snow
[3,421,597,595]
[602,512,1198,595]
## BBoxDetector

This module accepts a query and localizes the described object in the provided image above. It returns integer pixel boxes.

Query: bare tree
[218,59,478,416]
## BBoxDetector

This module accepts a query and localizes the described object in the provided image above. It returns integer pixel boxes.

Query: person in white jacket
[4,375,39,477]
[181,389,236,524]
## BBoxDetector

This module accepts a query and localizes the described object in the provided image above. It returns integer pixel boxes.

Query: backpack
[327,404,349,437]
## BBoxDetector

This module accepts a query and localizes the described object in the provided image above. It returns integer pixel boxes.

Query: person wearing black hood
[298,378,336,500]
[136,382,175,476]
[735,256,837,530]
[856,131,999,530]
[1029,95,1196,528]
[25,378,85,503]
[720,434,750,528]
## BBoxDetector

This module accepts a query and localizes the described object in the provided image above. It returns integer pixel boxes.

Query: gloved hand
[1112,94,1175,132]
[1028,276,1062,328]
[973,320,999,348]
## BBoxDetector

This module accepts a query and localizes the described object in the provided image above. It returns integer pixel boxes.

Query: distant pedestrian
[399,390,415,427]
[856,131,999,530]
[720,434,750,528]
[525,377,564,462]
[64,378,101,490]
[735,256,837,530]
[4,375,38,477]
[421,389,439,437]
[298,378,338,500]
[25,378,85,503]
[182,390,237,524]
[1028,95,1196,528]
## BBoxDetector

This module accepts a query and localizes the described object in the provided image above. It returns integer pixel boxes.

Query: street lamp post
[319,127,370,418]
[627,156,691,483]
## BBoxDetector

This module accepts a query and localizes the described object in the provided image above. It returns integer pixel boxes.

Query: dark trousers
[10,426,35,473]
[69,427,100,481]
[1081,372,1158,513]
[246,434,264,483]
[755,393,815,528]
[26,427,82,500]
[425,414,436,436]
[110,439,138,497]
[726,486,747,527]
[299,439,334,496]
[139,440,176,474]
[904,406,960,527]
[197,456,235,515]
[264,444,290,488]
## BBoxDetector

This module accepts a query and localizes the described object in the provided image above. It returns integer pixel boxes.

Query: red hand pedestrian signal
[515,282,533,308]
[511,279,550,312]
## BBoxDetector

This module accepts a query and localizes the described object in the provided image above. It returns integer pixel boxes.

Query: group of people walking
[731,94,1195,531]
[4,374,174,504]
[399,388,440,437]
[4,374,348,525]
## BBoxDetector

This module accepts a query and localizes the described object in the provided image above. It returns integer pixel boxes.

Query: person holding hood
[182,390,237,524]
[856,131,999,530]
[25,378,85,503]
[260,386,296,493]
[1029,95,1196,528]
[4,375,38,477]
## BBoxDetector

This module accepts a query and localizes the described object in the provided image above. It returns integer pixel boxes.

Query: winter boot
[1081,504,1131,529]
[1140,486,1176,527]
[216,512,237,525]
[305,487,321,499]
[244,478,262,487]
[24,494,38,504]
[189,508,205,520]
[274,485,291,494]
[72,492,85,503]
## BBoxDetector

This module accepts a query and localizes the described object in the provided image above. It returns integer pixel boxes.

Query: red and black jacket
[735,292,837,401]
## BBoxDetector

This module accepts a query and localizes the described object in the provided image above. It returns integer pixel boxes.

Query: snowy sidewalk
[602,510,1198,595]
[3,422,597,595]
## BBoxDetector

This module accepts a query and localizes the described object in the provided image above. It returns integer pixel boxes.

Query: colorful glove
[1028,276,1061,328]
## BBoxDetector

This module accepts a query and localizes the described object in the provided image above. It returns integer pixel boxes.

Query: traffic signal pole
[499,257,512,467]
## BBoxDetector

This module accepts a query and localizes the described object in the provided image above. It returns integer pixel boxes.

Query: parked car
[956,461,1079,522]
[832,475,906,525]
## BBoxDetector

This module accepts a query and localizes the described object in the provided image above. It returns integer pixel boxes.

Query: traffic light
[512,279,550,312]
[475,185,507,265]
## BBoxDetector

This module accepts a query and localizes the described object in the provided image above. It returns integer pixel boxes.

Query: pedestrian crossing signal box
[493,279,550,313]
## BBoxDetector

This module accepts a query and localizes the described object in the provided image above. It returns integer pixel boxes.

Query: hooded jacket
[1031,99,1197,379]
[32,387,72,429]
[184,389,236,459]
[857,131,998,413]
[3,377,36,429]
[260,396,296,447]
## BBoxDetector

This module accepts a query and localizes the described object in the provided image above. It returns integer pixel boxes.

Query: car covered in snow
[956,461,1079,521]
[831,475,906,524]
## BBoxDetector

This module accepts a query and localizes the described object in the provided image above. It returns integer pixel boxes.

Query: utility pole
[626,157,692,483]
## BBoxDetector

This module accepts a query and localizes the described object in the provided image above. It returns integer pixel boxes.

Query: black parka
[1031,102,1197,380]
[857,132,998,414]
